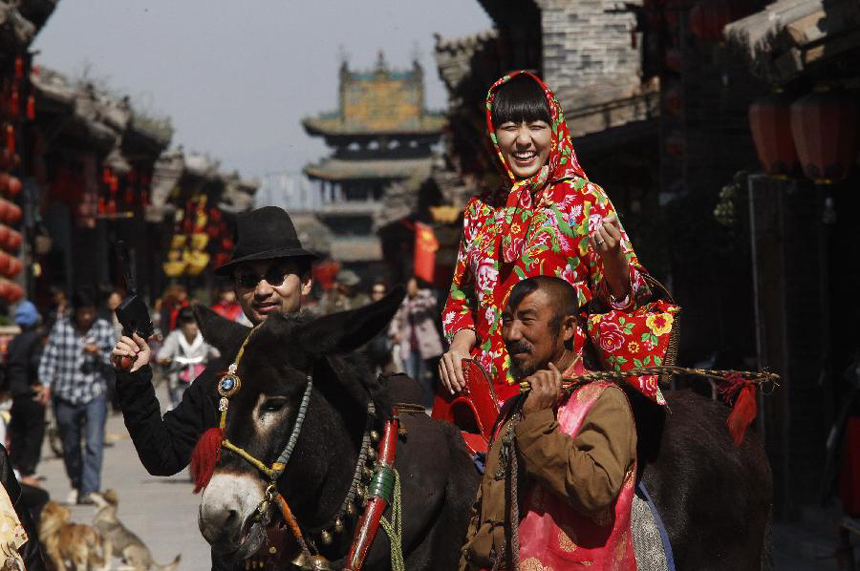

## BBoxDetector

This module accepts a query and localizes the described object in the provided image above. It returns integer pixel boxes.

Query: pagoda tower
[302,52,444,271]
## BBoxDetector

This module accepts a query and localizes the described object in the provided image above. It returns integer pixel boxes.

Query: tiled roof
[304,157,433,182]
[725,0,860,83]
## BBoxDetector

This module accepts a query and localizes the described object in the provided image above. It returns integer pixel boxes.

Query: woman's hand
[439,329,477,394]
[589,214,631,301]
[111,334,151,373]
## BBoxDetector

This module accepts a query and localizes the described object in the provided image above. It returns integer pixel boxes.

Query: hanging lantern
[5,202,20,225]
[102,167,112,185]
[6,257,22,277]
[26,96,35,120]
[664,85,682,115]
[6,229,21,251]
[749,91,799,177]
[14,56,24,80]
[109,175,119,193]
[6,176,21,197]
[790,88,859,184]
[690,0,749,44]
[9,90,19,116]
[0,279,10,299]
[0,253,10,275]
[665,132,685,157]
[665,48,682,73]
[5,125,14,155]
[8,284,23,303]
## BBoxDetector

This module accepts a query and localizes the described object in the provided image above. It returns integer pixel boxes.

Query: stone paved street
[36,382,212,570]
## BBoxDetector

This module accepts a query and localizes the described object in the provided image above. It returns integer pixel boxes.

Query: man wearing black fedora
[110,206,316,570]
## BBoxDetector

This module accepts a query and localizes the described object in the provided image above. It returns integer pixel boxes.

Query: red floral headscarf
[485,71,587,264]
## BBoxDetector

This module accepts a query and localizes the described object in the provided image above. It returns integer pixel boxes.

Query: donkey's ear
[193,304,251,361]
[300,285,406,355]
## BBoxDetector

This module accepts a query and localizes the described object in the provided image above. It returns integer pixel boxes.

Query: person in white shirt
[156,306,219,409]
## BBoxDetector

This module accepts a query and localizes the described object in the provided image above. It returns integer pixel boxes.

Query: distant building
[302,52,444,275]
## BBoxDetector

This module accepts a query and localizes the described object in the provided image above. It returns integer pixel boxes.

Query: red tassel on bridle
[719,373,758,445]
[190,427,223,493]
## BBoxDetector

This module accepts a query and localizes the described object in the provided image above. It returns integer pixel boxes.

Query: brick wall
[537,0,644,105]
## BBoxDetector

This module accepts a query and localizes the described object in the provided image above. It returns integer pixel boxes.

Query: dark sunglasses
[233,264,291,289]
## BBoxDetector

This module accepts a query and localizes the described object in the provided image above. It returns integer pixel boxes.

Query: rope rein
[378,468,404,571]
[518,365,780,393]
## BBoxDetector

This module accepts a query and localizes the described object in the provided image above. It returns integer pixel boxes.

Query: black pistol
[114,241,154,340]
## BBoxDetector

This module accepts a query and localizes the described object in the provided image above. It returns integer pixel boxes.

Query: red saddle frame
[431,359,500,454]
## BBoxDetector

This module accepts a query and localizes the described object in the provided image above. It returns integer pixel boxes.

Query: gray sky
[33,1,491,178]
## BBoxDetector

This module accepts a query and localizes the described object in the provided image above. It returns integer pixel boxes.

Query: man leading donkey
[459,276,638,570]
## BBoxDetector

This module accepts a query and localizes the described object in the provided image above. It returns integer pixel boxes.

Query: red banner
[414,222,439,283]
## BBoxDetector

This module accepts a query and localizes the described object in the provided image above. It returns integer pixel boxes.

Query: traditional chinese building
[302,52,445,277]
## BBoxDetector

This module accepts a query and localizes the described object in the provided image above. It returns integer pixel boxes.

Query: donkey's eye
[261,398,288,413]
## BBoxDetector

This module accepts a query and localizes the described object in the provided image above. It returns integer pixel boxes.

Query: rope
[518,365,780,393]
[379,468,405,571]
[508,438,520,571]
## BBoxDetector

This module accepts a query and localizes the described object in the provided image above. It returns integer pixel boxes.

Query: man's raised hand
[111,333,151,373]
[522,362,563,415]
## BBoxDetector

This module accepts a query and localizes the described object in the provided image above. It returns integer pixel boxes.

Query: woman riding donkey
[439,71,653,404]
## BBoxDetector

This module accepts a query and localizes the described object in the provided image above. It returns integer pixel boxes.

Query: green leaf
[641,332,651,342]
[633,358,643,368]
[655,355,662,366]
[644,355,651,365]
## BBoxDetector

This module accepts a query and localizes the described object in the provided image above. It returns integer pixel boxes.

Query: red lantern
[6,176,21,197]
[665,132,685,157]
[109,175,119,193]
[5,202,20,224]
[14,56,23,80]
[26,95,35,120]
[749,92,799,177]
[0,253,10,275]
[9,90,19,116]
[0,225,9,245]
[5,125,14,155]
[690,0,750,44]
[0,200,9,222]
[0,279,10,299]
[664,85,682,115]
[665,48,682,73]
[7,282,23,302]
[6,230,21,251]
[6,257,21,277]
[790,88,859,184]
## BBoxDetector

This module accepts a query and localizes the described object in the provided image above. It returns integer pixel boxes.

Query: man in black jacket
[7,300,46,487]
[112,207,315,569]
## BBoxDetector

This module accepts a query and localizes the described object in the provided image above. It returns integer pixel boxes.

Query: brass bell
[320,529,333,545]
[334,517,344,533]
[269,546,277,555]
[370,430,380,442]
[347,503,356,517]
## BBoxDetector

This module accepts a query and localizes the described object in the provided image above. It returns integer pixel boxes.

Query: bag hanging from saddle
[584,276,681,406]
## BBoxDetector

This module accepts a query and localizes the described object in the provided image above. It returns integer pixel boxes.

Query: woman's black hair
[177,306,196,325]
[491,75,552,129]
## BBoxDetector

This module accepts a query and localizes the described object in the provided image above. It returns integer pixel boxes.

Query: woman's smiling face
[494,120,552,180]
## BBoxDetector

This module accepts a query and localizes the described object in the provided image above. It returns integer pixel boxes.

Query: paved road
[31,382,854,571]
[37,382,212,570]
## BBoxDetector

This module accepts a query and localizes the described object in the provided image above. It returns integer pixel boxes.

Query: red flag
[414,222,439,283]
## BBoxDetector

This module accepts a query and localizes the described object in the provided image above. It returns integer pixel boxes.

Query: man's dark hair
[491,74,552,129]
[508,276,578,335]
[71,288,97,311]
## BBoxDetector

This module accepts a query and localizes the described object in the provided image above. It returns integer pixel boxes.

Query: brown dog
[38,501,112,571]
[90,490,180,571]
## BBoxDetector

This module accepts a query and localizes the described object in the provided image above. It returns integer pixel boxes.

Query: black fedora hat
[214,206,317,276]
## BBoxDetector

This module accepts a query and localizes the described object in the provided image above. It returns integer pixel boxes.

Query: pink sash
[518,382,637,570]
